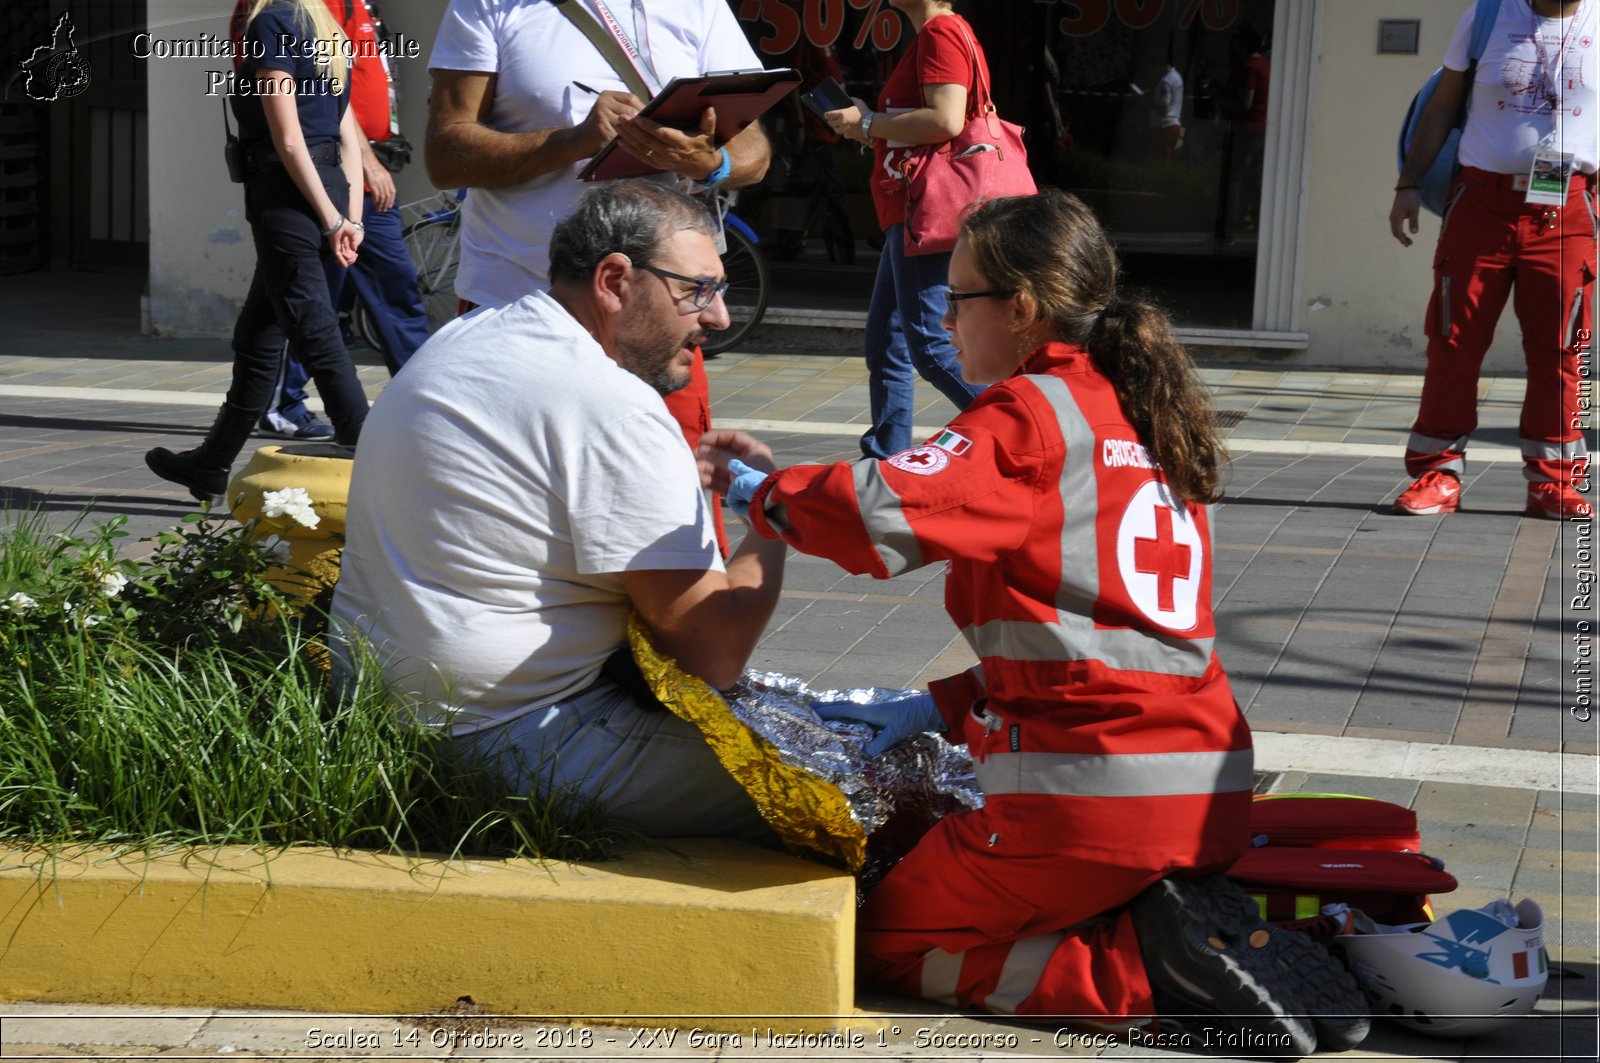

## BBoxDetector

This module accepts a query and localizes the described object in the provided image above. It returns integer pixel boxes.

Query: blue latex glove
[725,458,771,521]
[811,692,942,757]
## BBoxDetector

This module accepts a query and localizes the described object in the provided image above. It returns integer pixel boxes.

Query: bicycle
[709,192,770,357]
[370,188,769,358]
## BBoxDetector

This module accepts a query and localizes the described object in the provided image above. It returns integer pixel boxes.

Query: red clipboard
[578,67,801,182]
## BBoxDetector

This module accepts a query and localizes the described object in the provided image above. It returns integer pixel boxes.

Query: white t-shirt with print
[429,0,761,305]
[1448,0,1598,174]
[330,291,724,733]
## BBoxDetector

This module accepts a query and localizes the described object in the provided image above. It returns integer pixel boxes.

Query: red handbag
[900,23,1037,256]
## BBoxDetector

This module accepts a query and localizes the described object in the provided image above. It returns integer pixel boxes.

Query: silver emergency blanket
[731,671,984,893]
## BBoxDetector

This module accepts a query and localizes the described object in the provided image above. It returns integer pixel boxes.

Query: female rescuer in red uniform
[698,190,1366,1054]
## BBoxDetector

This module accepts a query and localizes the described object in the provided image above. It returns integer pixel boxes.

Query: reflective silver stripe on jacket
[987,374,1212,677]
[853,458,922,575]
[960,617,1213,676]
[975,748,1255,798]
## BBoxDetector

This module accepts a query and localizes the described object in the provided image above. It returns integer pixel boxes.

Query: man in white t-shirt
[1153,62,1183,159]
[425,0,770,305]
[425,0,772,553]
[1390,0,1596,520]
[330,181,786,838]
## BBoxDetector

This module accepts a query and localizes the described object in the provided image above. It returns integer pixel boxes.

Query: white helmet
[1337,898,1547,1037]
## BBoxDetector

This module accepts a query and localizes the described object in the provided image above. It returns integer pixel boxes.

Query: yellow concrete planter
[0,841,855,1028]
[228,444,353,600]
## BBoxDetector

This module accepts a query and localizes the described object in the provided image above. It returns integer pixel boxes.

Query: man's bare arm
[619,432,784,690]
[1390,67,1468,247]
[424,69,643,189]
[618,533,786,691]
[721,120,771,187]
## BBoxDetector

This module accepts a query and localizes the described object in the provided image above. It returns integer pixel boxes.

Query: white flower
[81,614,104,628]
[2,592,37,613]
[261,486,321,530]
[99,571,129,597]
[62,600,75,615]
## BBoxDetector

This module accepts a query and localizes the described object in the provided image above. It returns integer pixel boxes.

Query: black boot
[144,403,260,503]
[1131,874,1370,1060]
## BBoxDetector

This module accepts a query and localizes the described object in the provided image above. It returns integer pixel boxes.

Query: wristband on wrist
[321,215,346,237]
[860,111,876,139]
[695,148,733,189]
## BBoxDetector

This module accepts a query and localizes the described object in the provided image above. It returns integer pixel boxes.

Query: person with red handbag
[823,0,989,460]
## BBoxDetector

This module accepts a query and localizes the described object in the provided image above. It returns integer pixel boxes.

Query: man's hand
[1390,189,1422,247]
[361,142,396,212]
[812,692,942,757]
[696,428,776,492]
[577,89,646,157]
[617,107,723,179]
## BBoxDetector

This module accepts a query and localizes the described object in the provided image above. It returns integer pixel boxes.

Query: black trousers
[230,162,368,442]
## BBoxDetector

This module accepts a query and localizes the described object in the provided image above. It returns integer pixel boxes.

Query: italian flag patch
[931,429,972,455]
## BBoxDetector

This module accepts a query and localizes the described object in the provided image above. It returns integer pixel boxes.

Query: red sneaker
[1394,470,1462,515]
[1526,482,1594,520]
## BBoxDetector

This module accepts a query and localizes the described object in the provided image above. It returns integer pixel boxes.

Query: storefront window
[734,0,1275,330]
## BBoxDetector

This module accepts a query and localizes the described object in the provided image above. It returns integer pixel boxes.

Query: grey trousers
[454,675,773,843]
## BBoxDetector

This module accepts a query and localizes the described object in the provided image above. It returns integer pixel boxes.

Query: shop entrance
[733,0,1277,331]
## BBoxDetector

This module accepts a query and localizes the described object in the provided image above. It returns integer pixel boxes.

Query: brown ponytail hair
[959,190,1225,503]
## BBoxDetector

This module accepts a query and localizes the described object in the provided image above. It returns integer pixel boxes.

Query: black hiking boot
[144,403,259,503]
[1131,874,1370,1060]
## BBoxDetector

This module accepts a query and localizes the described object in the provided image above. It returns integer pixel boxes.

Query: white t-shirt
[1448,0,1598,174]
[1155,67,1183,128]
[429,0,761,305]
[330,291,724,733]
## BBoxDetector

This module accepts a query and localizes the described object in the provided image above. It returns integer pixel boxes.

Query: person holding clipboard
[424,0,773,551]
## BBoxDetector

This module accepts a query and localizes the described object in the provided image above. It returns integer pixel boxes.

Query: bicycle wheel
[702,223,768,357]
[401,213,462,333]
[350,295,386,356]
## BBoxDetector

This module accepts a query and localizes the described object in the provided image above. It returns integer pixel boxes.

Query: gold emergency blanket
[627,616,869,870]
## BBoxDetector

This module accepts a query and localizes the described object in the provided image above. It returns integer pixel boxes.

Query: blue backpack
[1397,0,1502,215]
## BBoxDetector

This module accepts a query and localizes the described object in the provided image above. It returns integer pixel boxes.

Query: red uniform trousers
[1408,167,1597,486]
[859,803,1166,1020]
[661,347,729,557]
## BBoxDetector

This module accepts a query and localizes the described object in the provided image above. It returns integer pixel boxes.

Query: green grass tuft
[0,506,630,863]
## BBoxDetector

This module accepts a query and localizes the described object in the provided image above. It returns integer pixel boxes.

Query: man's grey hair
[548,180,717,286]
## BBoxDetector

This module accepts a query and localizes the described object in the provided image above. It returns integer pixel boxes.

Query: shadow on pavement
[0,413,212,435]
[0,487,202,522]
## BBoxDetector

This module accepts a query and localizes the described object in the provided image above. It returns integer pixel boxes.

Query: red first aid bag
[1248,793,1422,852]
[1228,847,1456,925]
[1226,794,1456,925]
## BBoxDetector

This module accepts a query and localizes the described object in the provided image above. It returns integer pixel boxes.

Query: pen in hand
[573,81,599,95]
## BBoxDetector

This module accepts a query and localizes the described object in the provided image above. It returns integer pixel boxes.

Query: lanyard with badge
[576,0,731,249]
[1524,2,1583,206]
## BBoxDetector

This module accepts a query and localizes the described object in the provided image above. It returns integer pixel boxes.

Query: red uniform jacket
[750,342,1251,868]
